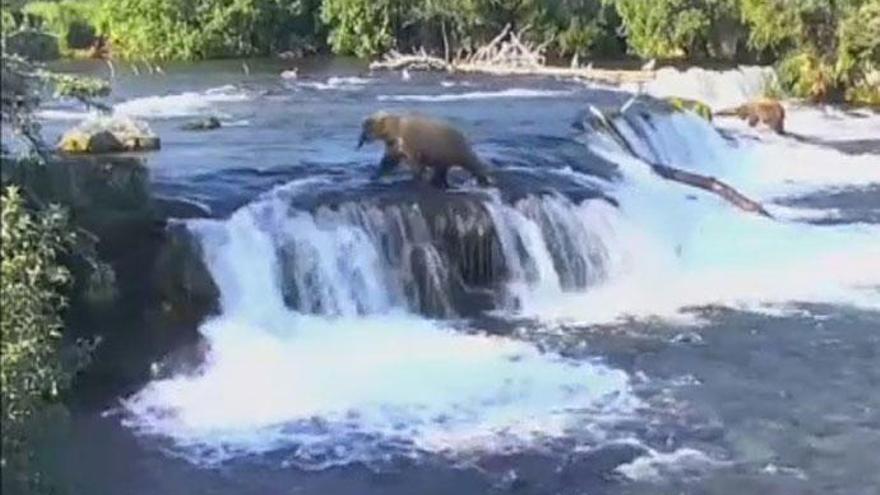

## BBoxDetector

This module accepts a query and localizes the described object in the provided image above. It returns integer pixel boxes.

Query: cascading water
[120,66,879,478]
[121,183,640,467]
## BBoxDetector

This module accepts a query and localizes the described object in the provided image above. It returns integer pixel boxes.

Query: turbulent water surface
[38,59,880,494]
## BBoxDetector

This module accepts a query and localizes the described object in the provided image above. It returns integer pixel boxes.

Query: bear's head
[357,111,397,148]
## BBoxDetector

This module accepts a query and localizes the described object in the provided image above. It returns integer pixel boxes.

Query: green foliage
[98,0,320,60]
[526,0,622,58]
[837,1,880,104]
[0,185,74,488]
[604,0,741,58]
[319,0,623,59]
[320,0,396,57]
[22,0,102,53]
[739,0,878,102]
[47,71,111,100]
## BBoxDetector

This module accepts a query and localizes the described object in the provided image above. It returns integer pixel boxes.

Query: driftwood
[369,25,654,86]
[588,105,772,218]
[370,48,452,72]
[650,163,772,217]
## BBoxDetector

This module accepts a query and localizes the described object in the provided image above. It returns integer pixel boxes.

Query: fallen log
[587,105,773,218]
[369,49,452,72]
[650,163,772,217]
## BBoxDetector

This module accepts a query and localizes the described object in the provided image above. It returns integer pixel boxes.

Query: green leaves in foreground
[1,184,83,491]
[1,185,74,431]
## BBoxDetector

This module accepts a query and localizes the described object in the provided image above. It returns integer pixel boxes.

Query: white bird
[586,62,594,71]
[242,62,251,76]
[155,65,165,75]
[401,68,411,81]
[570,53,579,69]
[281,68,298,80]
[642,58,656,71]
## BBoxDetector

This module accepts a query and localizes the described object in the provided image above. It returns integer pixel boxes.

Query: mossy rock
[665,96,713,121]
[59,117,161,154]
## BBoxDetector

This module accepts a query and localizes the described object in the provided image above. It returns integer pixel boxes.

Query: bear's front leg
[372,152,402,180]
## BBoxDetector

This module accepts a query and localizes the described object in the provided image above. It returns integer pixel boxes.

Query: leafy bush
[740,0,877,102]
[1,185,75,489]
[837,1,880,104]
[22,0,102,53]
[99,0,320,60]
[320,0,397,57]
[528,0,623,59]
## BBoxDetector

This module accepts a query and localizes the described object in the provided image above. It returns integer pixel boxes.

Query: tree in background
[97,0,321,60]
[604,0,743,59]
[836,1,879,104]
[741,0,879,102]
[320,0,398,57]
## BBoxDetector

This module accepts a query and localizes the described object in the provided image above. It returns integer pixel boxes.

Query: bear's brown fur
[357,111,492,188]
[717,99,786,134]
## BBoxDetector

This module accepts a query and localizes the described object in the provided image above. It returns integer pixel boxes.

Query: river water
[34,59,880,494]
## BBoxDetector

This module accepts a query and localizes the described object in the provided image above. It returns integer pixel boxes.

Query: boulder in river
[180,116,222,131]
[59,116,161,153]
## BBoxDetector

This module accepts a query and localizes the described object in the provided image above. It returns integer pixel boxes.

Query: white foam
[377,88,574,102]
[121,193,640,467]
[294,76,372,91]
[533,108,880,326]
[114,85,251,119]
[615,444,722,481]
[36,108,95,121]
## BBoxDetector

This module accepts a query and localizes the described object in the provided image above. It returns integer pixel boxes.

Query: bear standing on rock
[717,98,786,134]
[357,111,493,188]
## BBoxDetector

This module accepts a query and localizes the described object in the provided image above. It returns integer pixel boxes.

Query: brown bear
[717,98,786,134]
[357,111,493,188]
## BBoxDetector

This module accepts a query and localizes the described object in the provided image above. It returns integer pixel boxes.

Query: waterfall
[187,187,615,319]
[120,88,879,470]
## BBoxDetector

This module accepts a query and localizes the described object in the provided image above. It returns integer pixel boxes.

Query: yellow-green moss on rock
[665,96,713,121]
[59,117,160,154]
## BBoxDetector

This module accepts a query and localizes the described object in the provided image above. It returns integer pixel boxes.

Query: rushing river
[36,58,880,494]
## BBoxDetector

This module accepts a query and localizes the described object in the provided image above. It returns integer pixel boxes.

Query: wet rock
[153,224,220,326]
[4,154,217,406]
[59,116,160,154]
[671,331,705,345]
[180,116,222,131]
[4,29,60,61]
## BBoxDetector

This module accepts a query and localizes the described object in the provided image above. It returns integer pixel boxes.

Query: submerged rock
[59,116,161,154]
[180,116,222,131]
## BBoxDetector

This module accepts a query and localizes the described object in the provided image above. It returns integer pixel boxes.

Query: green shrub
[99,0,320,61]
[22,0,102,53]
[1,185,75,489]
[602,0,727,58]
[320,0,397,57]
